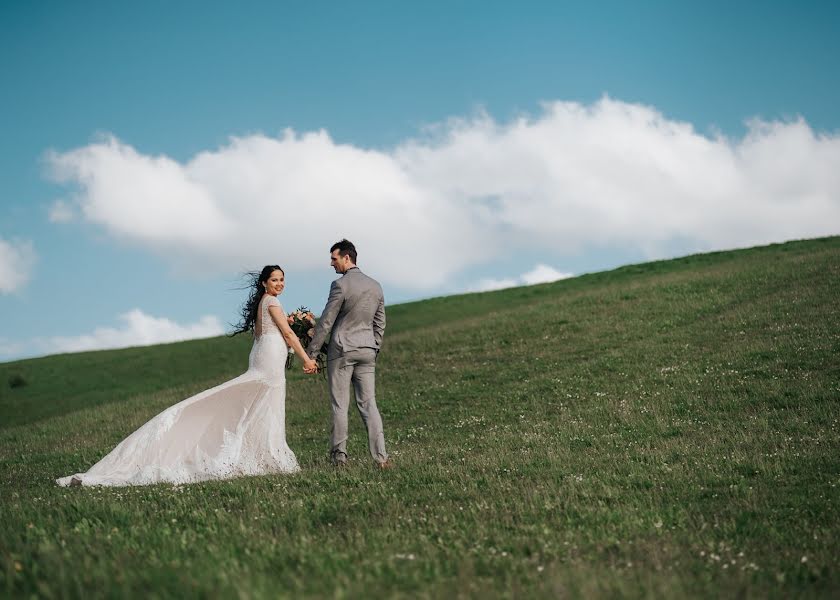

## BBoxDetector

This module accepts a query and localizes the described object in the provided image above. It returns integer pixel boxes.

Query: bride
[57,265,318,487]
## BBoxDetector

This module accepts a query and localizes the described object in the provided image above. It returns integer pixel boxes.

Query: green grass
[2,236,839,598]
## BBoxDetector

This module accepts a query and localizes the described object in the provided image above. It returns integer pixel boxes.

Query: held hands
[303,357,319,375]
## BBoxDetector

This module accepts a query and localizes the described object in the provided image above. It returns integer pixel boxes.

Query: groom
[307,239,392,469]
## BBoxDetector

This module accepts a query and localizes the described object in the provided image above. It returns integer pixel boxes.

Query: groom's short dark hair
[331,239,357,264]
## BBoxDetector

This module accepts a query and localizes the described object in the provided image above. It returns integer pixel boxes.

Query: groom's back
[332,269,384,352]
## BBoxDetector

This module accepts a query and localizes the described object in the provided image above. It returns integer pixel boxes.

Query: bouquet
[285,306,326,371]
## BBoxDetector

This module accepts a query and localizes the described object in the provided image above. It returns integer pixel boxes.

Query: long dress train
[57,295,299,487]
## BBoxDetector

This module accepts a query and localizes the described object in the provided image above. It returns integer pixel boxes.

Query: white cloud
[0,337,26,359]
[47,200,76,223]
[0,237,36,294]
[520,264,574,285]
[45,97,840,290]
[46,132,480,289]
[46,309,225,354]
[469,264,573,292]
[469,277,519,293]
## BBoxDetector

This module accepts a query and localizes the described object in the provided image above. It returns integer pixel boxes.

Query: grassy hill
[1,237,839,598]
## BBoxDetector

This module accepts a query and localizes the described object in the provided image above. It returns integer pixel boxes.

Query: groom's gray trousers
[327,348,388,463]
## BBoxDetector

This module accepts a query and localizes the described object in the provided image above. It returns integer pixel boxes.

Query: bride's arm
[268,305,318,371]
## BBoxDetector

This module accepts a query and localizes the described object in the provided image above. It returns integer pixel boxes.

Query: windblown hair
[231,265,284,336]
[330,239,357,264]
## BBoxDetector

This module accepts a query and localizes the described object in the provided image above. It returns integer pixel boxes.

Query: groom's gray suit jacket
[308,267,386,360]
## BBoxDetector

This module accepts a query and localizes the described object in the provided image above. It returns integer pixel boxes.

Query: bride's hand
[303,357,318,374]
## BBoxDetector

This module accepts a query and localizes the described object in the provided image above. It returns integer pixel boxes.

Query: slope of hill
[2,237,838,598]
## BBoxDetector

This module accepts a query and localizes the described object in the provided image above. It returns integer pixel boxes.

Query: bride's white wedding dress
[57,295,299,487]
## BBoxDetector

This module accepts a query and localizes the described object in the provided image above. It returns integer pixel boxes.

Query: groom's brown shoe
[377,460,394,470]
[331,452,348,467]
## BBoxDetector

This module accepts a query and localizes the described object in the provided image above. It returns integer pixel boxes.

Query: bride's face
[264,270,285,296]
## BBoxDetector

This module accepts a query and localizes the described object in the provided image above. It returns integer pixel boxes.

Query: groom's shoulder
[365,275,384,298]
[344,267,380,283]
[356,269,381,287]
[329,276,346,293]
[345,269,381,293]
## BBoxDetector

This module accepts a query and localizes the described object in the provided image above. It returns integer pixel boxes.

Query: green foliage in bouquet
[284,306,327,370]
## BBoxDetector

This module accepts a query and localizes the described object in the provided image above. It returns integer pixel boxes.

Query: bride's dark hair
[231,265,284,336]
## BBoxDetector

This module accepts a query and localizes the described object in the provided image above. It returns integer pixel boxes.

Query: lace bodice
[250,295,287,383]
[257,295,284,338]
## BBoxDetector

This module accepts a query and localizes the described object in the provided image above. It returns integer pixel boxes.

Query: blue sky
[1,1,839,361]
